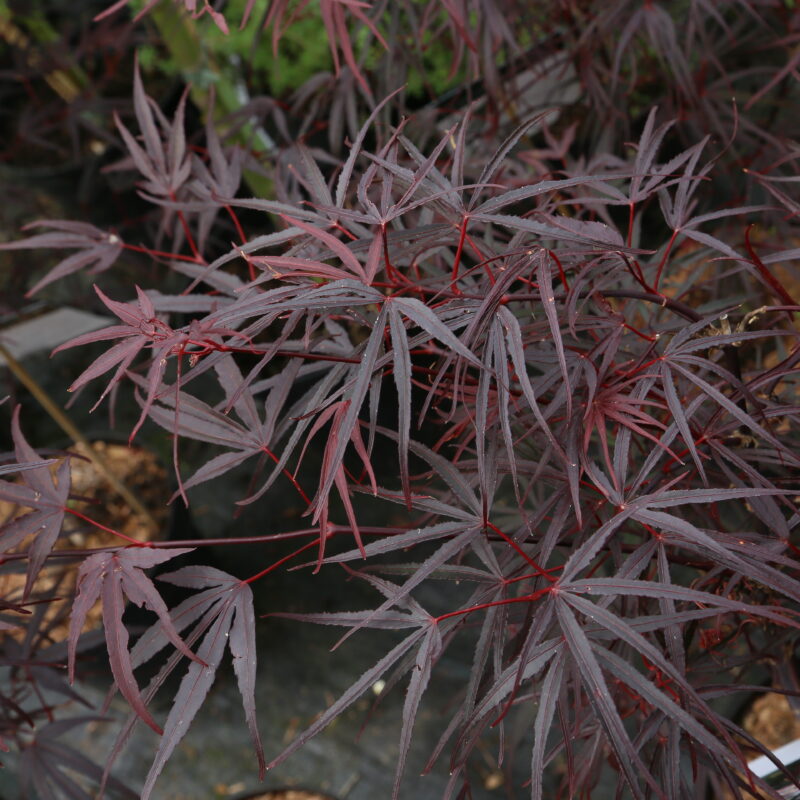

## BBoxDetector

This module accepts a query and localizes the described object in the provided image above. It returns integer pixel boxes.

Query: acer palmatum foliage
[2,2,800,798]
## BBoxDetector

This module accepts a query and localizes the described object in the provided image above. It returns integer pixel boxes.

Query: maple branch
[654,229,680,291]
[434,586,553,623]
[121,242,202,264]
[600,290,702,322]
[0,527,413,563]
[243,538,320,585]
[169,191,204,263]
[64,506,143,546]
[449,215,469,293]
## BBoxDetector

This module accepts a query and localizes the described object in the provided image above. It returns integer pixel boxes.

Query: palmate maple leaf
[582,377,679,492]
[52,285,177,428]
[67,547,202,735]
[0,460,56,477]
[269,569,445,800]
[0,408,70,600]
[52,284,241,442]
[0,220,124,296]
[97,566,265,800]
[296,397,377,565]
[20,716,137,800]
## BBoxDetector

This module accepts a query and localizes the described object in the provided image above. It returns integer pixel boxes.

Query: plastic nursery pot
[719,692,800,800]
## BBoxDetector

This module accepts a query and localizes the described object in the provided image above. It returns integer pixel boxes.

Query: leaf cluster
[1,2,800,799]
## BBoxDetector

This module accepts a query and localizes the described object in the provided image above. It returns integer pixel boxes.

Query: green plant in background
[136,0,463,102]
[137,0,332,96]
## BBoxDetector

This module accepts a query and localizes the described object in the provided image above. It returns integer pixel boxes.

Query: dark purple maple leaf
[0,459,56,477]
[97,565,264,800]
[67,547,201,735]
[52,285,175,415]
[0,220,124,296]
[297,397,377,565]
[19,716,137,800]
[581,376,678,493]
[112,59,192,203]
[271,569,452,800]
[185,97,245,250]
[0,408,70,600]
[52,286,197,443]
[92,568,259,797]
[140,356,306,509]
[54,285,250,443]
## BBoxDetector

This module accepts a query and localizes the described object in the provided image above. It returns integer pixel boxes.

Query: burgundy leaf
[0,408,70,599]
[530,649,564,800]
[0,221,124,295]
[132,566,265,798]
[269,628,426,770]
[555,599,658,798]
[228,579,266,779]
[392,625,441,799]
[20,717,137,800]
[141,603,234,798]
[67,547,197,734]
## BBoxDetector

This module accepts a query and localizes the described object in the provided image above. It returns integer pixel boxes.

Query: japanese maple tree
[1,1,800,799]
